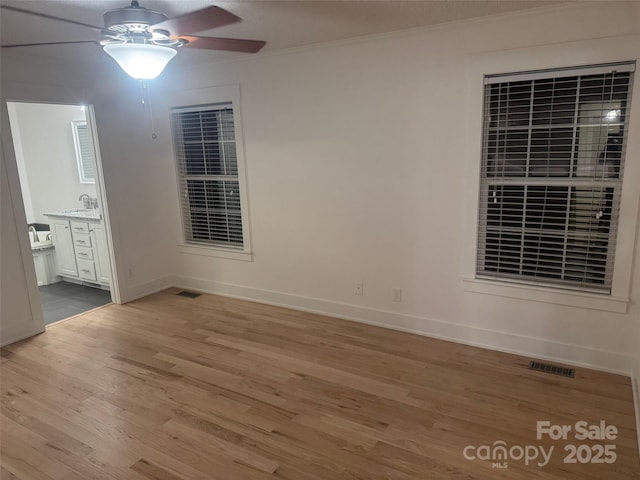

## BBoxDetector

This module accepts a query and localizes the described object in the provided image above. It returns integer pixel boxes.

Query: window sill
[462,277,628,313]
[179,244,253,262]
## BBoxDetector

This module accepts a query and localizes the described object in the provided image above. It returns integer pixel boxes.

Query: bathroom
[8,101,114,325]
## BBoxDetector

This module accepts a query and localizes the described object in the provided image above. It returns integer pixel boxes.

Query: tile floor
[38,281,111,325]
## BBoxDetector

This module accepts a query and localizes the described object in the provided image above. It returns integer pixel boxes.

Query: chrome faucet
[79,193,91,209]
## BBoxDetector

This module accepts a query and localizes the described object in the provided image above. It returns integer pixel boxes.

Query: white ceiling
[1,0,565,67]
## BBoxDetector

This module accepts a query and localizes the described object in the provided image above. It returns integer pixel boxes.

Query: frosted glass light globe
[103,44,177,80]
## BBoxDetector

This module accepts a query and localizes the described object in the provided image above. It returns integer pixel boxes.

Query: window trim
[169,85,252,260]
[179,244,253,262]
[71,120,95,184]
[462,277,629,313]
[460,39,640,311]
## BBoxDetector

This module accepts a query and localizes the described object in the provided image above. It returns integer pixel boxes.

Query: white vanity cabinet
[50,219,78,277]
[47,214,110,288]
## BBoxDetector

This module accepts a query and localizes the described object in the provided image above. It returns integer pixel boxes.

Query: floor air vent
[529,361,575,378]
[176,291,202,299]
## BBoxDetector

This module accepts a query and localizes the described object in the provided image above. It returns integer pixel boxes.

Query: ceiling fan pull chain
[140,80,157,139]
[139,79,146,106]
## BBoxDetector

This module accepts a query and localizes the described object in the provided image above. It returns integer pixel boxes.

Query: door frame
[86,104,121,304]
[1,99,121,344]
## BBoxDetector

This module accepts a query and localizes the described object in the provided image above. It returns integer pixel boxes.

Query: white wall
[89,84,179,299]
[123,2,637,374]
[8,102,96,224]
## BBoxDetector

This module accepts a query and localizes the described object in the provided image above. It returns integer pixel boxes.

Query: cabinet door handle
[81,269,91,273]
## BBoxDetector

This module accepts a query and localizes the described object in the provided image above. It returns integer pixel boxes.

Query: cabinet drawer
[77,259,97,282]
[70,221,90,234]
[74,234,92,248]
[75,246,94,261]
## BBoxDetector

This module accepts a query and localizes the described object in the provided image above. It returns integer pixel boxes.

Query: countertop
[44,208,102,221]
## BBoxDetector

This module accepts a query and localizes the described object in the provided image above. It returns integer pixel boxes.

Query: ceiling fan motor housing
[103,4,168,34]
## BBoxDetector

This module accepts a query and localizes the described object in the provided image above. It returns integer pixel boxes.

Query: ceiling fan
[0,1,266,79]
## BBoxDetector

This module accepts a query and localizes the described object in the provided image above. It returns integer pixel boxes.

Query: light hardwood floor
[1,288,638,479]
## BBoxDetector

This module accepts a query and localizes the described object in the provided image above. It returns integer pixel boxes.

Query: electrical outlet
[128,266,135,279]
[355,282,363,296]
[393,287,402,302]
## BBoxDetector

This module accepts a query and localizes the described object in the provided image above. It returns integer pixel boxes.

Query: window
[477,62,634,293]
[72,121,94,184]
[172,103,245,249]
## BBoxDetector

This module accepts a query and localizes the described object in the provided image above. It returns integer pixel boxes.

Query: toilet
[30,230,59,286]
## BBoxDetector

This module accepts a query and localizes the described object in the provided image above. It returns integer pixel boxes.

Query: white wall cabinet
[48,216,110,288]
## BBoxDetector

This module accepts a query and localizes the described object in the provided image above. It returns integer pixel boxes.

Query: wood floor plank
[129,458,187,480]
[0,430,71,480]
[1,288,638,479]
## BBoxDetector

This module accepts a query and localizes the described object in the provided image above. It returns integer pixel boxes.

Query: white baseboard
[172,275,634,376]
[121,275,176,304]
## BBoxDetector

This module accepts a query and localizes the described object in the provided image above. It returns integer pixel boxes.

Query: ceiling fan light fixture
[103,43,177,80]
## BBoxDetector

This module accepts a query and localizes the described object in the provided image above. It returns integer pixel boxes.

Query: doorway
[7,101,116,325]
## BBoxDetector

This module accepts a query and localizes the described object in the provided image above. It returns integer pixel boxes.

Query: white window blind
[172,103,244,248]
[477,62,634,293]
[72,121,94,184]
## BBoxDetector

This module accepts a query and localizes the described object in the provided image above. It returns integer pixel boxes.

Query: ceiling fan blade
[0,5,105,33]
[179,36,265,53]
[1,40,99,49]
[151,6,241,36]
